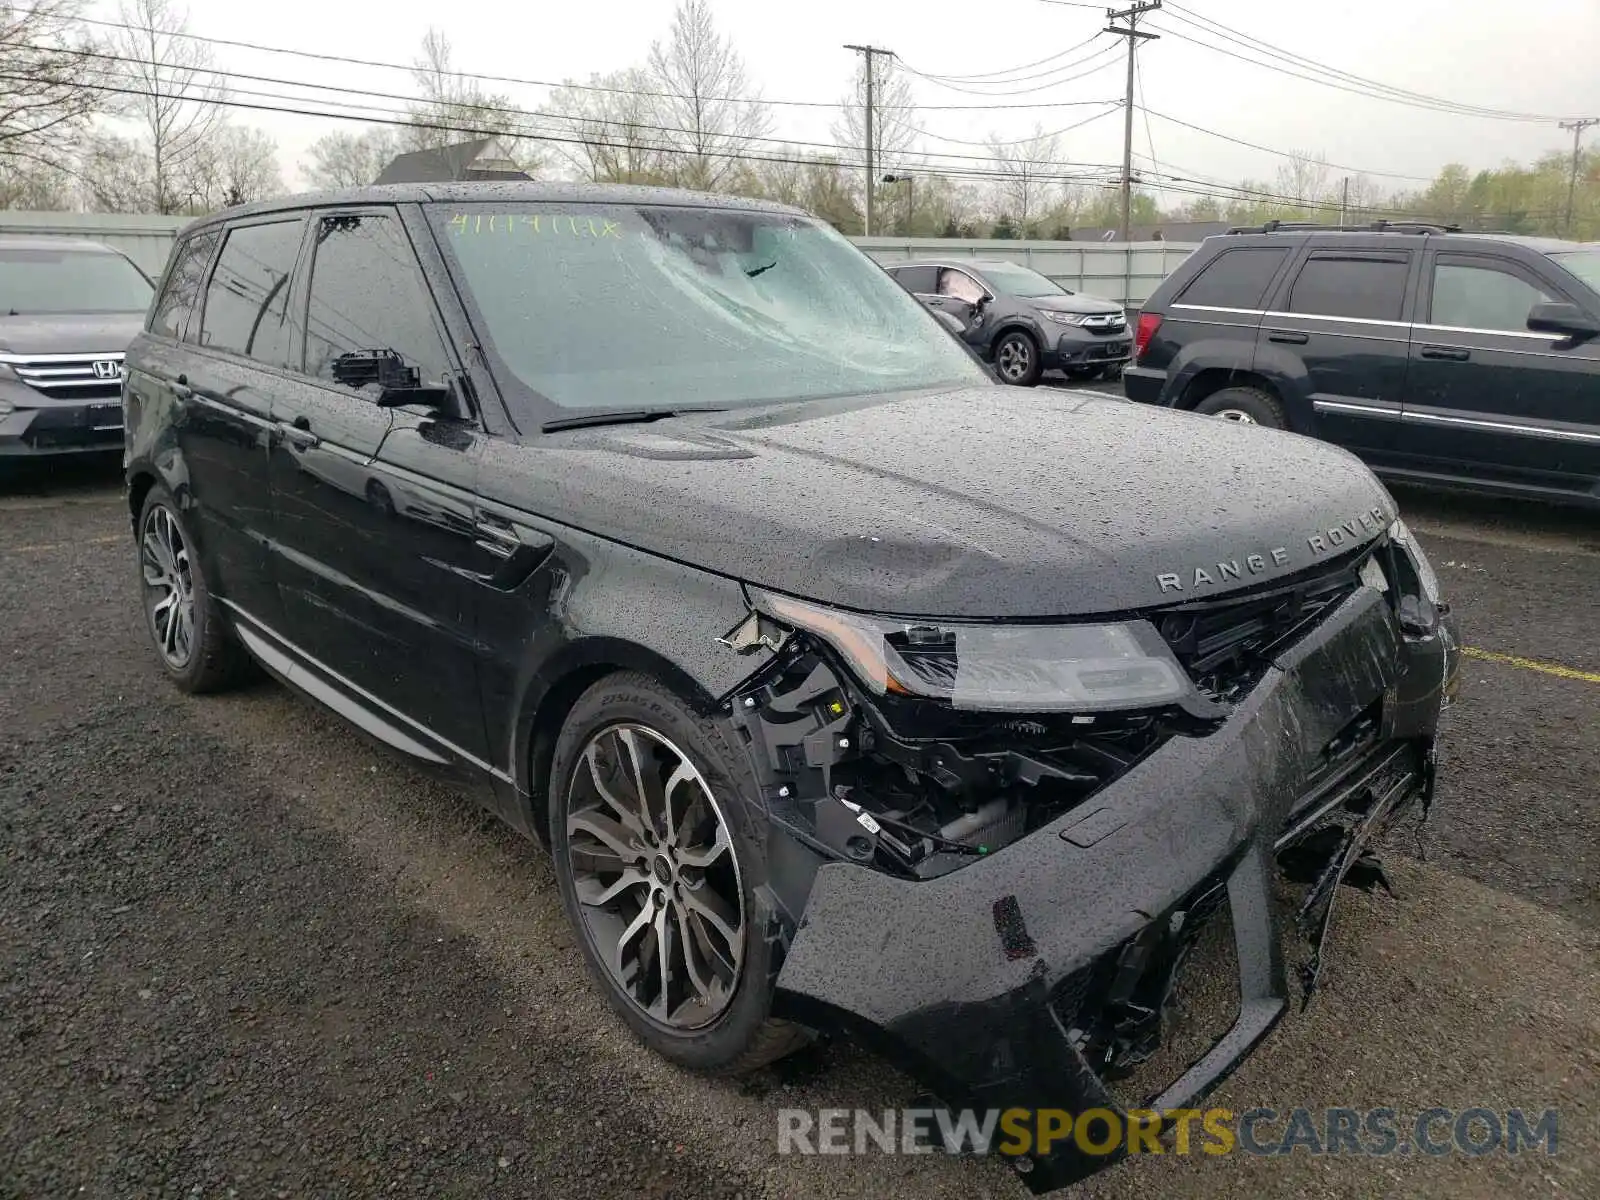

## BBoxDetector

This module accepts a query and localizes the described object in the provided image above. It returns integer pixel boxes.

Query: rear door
[175,216,309,630]
[265,207,494,763]
[1261,244,1415,460]
[1401,250,1600,489]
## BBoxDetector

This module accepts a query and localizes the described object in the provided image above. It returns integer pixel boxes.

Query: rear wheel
[993,330,1042,386]
[136,483,252,693]
[1193,386,1286,429]
[549,672,808,1074]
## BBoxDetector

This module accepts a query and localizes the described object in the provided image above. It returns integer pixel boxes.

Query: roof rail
[1224,219,1463,235]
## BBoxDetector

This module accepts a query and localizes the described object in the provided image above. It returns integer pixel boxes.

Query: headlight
[751,588,1197,713]
[1040,310,1087,326]
[1388,519,1441,603]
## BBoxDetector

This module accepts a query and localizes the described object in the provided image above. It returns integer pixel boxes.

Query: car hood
[483,387,1396,619]
[1028,292,1123,316]
[0,312,145,356]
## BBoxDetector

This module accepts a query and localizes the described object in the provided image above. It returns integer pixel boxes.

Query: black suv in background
[1124,221,1600,506]
[124,184,1455,1193]
[0,236,153,464]
[886,259,1130,385]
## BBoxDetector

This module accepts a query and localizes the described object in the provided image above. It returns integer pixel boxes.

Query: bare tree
[987,126,1061,236]
[112,0,226,214]
[542,69,669,184]
[76,129,153,212]
[183,124,280,209]
[303,127,399,190]
[0,0,102,178]
[646,0,770,190]
[1274,152,1333,208]
[0,158,73,209]
[833,56,919,163]
[406,29,540,172]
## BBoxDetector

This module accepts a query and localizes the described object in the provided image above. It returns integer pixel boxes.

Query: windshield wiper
[745,261,777,278]
[541,406,726,433]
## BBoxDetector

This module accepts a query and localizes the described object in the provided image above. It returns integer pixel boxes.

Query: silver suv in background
[0,236,153,465]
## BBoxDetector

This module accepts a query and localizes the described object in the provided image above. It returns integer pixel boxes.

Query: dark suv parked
[124,184,1456,1193]
[1124,221,1600,506]
[0,236,152,463]
[886,259,1130,385]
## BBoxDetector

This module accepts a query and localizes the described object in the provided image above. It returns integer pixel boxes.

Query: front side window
[1287,253,1410,322]
[0,247,153,315]
[938,269,986,304]
[1549,249,1600,293]
[150,229,219,340]
[1430,259,1554,331]
[303,212,452,391]
[429,204,986,414]
[972,262,1065,298]
[198,220,303,368]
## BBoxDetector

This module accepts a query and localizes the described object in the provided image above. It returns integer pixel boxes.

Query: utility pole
[1105,3,1160,242]
[1340,176,1350,223]
[1558,117,1598,236]
[845,44,895,237]
[883,174,914,233]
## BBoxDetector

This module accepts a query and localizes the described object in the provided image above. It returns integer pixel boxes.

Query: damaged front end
[717,523,1458,1192]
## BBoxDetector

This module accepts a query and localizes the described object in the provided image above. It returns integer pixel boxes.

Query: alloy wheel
[1212,408,1257,424]
[997,336,1032,382]
[564,724,745,1030]
[140,504,196,669]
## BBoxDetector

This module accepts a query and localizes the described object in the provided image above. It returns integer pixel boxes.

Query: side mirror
[1526,301,1600,339]
[331,349,452,409]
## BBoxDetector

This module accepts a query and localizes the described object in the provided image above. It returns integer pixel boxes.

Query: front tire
[993,330,1042,386]
[136,482,252,693]
[549,672,807,1074]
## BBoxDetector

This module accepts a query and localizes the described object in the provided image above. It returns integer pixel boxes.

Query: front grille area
[1152,547,1376,702]
[3,351,126,403]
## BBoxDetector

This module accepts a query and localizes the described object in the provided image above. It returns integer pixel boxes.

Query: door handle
[278,417,319,449]
[1267,329,1309,344]
[1420,345,1470,361]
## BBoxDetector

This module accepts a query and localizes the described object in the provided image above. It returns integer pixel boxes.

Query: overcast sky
[92,0,1600,199]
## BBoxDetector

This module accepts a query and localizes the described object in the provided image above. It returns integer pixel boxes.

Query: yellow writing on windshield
[446,213,623,238]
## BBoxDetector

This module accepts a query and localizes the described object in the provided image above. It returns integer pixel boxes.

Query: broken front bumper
[765,586,1456,1191]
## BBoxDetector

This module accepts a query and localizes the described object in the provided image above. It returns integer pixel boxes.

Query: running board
[231,622,449,765]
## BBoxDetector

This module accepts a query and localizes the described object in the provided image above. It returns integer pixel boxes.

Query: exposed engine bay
[725,637,1205,880]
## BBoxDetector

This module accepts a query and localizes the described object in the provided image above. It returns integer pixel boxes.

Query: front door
[265,208,493,763]
[1400,250,1600,491]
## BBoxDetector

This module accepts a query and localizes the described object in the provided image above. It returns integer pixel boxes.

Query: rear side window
[1175,247,1287,308]
[893,265,938,294]
[1286,252,1409,321]
[149,229,219,340]
[302,212,452,390]
[198,220,304,368]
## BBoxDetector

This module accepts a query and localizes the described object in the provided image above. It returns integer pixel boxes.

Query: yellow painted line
[5,534,123,554]
[1463,646,1600,685]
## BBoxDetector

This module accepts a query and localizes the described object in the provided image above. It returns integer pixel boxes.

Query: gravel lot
[2,441,1596,1200]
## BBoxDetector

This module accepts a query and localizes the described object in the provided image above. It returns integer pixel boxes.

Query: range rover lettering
[123,184,1458,1192]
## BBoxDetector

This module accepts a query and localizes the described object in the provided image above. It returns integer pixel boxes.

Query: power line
[1163,2,1573,123]
[27,7,1153,114]
[907,102,1123,148]
[903,33,1102,83]
[21,41,1127,173]
[1152,9,1577,122]
[1138,106,1435,182]
[900,43,1123,96]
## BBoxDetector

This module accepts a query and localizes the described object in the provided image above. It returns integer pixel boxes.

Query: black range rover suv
[124,184,1457,1192]
[1123,221,1600,507]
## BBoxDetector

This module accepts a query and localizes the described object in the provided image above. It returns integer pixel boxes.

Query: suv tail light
[1133,312,1162,362]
